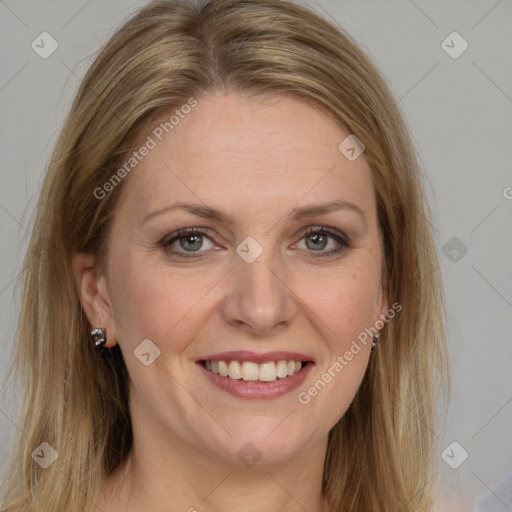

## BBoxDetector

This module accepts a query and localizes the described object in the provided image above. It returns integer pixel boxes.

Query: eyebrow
[141,199,367,227]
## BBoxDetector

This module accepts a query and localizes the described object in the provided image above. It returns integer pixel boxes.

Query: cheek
[107,254,219,349]
[294,263,378,428]
[295,257,382,350]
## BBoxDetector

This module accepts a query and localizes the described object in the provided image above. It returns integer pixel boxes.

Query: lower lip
[197,362,314,400]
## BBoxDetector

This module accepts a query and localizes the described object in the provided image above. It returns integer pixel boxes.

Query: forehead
[119,91,375,222]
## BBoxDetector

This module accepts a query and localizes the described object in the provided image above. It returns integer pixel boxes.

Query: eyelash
[160,226,351,260]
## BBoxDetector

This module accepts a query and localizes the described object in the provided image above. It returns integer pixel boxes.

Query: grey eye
[304,232,329,251]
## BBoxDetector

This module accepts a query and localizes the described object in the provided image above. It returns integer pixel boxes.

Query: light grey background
[1,1,511,510]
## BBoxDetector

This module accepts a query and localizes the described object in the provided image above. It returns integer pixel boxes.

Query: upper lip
[198,350,314,364]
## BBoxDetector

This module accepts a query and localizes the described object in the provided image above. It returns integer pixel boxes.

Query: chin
[199,417,318,468]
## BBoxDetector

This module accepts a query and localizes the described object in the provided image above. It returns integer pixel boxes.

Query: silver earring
[91,327,107,350]
[371,332,380,348]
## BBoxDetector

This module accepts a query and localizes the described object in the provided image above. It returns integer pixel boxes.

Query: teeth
[276,360,288,379]
[242,362,259,381]
[219,361,229,377]
[259,362,276,382]
[204,359,305,382]
[228,361,242,379]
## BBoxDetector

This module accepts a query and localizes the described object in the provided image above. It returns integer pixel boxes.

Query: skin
[73,91,388,512]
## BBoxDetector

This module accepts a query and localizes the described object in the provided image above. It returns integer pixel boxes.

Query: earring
[91,327,108,350]
[371,332,380,349]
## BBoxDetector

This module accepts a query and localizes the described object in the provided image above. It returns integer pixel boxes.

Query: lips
[198,350,314,364]
[197,350,314,399]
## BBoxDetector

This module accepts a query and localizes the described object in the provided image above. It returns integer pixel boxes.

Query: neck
[99,421,330,512]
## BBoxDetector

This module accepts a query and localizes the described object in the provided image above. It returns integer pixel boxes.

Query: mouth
[200,359,307,382]
[197,351,314,399]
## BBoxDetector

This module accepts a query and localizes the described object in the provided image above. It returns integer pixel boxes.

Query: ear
[379,268,389,317]
[376,261,389,323]
[72,252,118,348]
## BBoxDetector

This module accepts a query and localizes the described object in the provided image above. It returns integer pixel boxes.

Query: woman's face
[91,91,387,466]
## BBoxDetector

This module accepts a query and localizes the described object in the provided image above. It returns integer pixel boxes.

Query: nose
[219,250,299,337]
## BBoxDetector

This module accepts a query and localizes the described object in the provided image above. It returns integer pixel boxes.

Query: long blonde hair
[0,0,449,510]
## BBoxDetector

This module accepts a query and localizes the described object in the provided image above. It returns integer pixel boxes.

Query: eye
[160,225,350,260]
[160,228,215,258]
[295,226,350,256]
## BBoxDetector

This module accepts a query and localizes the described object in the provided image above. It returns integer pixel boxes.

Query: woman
[0,0,449,510]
